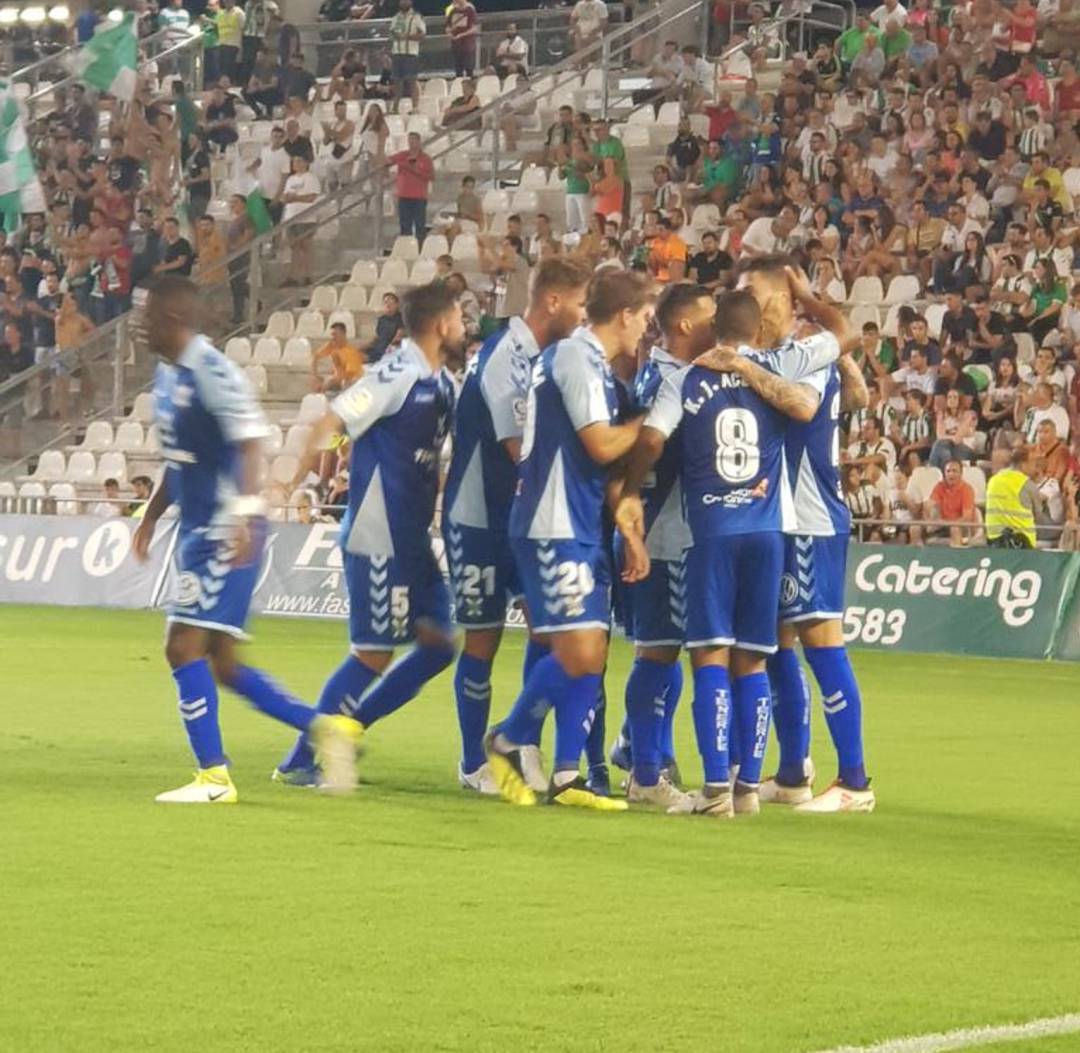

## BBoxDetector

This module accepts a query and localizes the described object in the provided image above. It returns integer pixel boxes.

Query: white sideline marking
[812,1013,1080,1053]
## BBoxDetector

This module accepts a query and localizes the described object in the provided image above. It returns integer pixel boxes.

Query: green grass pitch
[3,605,1079,1053]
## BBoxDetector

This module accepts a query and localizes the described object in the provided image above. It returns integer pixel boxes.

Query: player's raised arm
[838,354,870,412]
[785,264,857,353]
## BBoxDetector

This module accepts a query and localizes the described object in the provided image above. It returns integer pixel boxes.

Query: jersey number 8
[714,407,760,484]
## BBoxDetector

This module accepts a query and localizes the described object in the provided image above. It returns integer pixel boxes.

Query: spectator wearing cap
[389,132,434,242]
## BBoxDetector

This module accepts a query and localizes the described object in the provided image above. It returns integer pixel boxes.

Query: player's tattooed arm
[785,265,858,353]
[838,354,870,412]
[697,346,820,422]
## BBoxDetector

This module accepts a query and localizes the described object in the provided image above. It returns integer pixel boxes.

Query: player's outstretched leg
[274,653,382,786]
[453,629,499,795]
[687,653,734,819]
[760,644,815,806]
[355,633,455,732]
[798,643,875,813]
[624,649,692,812]
[212,637,362,795]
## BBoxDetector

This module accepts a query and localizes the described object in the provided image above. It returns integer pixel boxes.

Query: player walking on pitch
[274,282,462,784]
[485,270,650,810]
[133,276,359,803]
[443,258,591,795]
[738,257,876,812]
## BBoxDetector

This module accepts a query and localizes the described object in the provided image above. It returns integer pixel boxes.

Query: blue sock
[173,659,226,769]
[804,645,868,789]
[356,643,454,728]
[584,678,607,768]
[554,671,602,772]
[732,672,772,786]
[660,660,683,765]
[229,665,315,732]
[728,691,742,773]
[767,648,811,785]
[278,655,379,772]
[498,652,563,746]
[519,638,552,746]
[625,657,670,787]
[454,653,492,774]
[691,665,732,784]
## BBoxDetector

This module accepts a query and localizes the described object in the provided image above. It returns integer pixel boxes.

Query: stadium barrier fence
[2,515,1079,660]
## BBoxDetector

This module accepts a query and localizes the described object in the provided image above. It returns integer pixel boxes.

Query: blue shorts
[167,525,266,638]
[684,532,783,654]
[780,533,848,623]
[444,521,521,629]
[613,533,686,647]
[511,537,611,635]
[345,546,452,650]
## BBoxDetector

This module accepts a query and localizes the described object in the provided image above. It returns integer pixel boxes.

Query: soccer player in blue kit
[618,290,840,817]
[274,282,463,784]
[485,270,651,811]
[737,258,876,813]
[442,258,591,796]
[133,276,359,803]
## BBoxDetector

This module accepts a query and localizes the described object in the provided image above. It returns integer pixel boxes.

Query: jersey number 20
[714,408,760,484]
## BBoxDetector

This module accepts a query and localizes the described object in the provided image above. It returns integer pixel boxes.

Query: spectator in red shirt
[388,132,435,242]
[446,0,479,78]
[926,458,979,546]
[1004,55,1051,113]
[1056,59,1080,119]
[706,91,737,141]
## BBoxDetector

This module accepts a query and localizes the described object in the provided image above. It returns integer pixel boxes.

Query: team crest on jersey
[780,572,799,608]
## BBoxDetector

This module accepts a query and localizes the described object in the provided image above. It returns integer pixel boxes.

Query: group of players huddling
[135,256,875,817]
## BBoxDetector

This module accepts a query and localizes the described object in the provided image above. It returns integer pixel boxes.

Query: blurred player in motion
[737,257,875,813]
[134,276,359,803]
[443,258,591,796]
[610,284,719,811]
[619,291,838,817]
[485,270,650,810]
[274,282,461,785]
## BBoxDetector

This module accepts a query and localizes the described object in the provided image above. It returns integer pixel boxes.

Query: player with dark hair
[274,281,464,784]
[736,255,876,813]
[443,257,591,795]
[485,270,651,810]
[132,276,359,803]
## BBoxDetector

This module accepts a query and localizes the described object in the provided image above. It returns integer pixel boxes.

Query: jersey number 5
[714,408,760,484]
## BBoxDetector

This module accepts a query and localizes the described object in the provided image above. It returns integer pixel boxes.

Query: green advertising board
[843,544,1080,660]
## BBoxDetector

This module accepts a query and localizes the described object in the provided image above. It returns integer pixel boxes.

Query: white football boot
[796,780,876,814]
[733,782,761,815]
[458,762,500,795]
[519,745,549,794]
[155,765,238,804]
[759,756,817,806]
[626,773,694,813]
[687,783,734,819]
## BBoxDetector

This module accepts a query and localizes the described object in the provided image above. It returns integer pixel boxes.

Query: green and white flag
[0,81,44,234]
[72,12,139,101]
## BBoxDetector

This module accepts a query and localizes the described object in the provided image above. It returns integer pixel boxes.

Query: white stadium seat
[309,285,338,312]
[410,259,437,284]
[848,276,885,305]
[451,233,479,260]
[924,303,947,339]
[97,452,128,484]
[328,311,357,339]
[0,480,16,512]
[49,482,79,515]
[65,451,96,484]
[296,312,327,340]
[284,425,312,455]
[265,311,295,339]
[113,422,145,452]
[419,234,450,260]
[849,304,881,331]
[380,259,410,286]
[350,260,379,286]
[18,481,47,514]
[130,392,155,424]
[282,337,313,367]
[885,275,920,305]
[909,466,943,504]
[79,421,114,452]
[963,466,987,505]
[253,337,282,365]
[338,286,369,312]
[390,236,420,261]
[245,364,269,396]
[264,424,284,455]
[270,455,299,487]
[520,166,548,190]
[296,393,328,425]
[510,189,539,214]
[225,337,252,364]
[33,449,66,482]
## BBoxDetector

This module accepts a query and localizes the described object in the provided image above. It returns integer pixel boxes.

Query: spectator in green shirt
[591,119,628,180]
[702,140,737,206]
[200,0,222,84]
[880,20,911,65]
[835,12,878,67]
[563,137,594,233]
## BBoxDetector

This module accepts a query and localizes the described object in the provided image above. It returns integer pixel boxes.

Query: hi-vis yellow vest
[985,468,1035,546]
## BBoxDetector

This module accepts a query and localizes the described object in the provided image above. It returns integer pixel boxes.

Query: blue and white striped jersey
[153,334,269,538]
[632,345,691,561]
[508,327,620,545]
[333,340,455,560]
[647,357,795,539]
[764,332,849,537]
[444,316,540,533]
